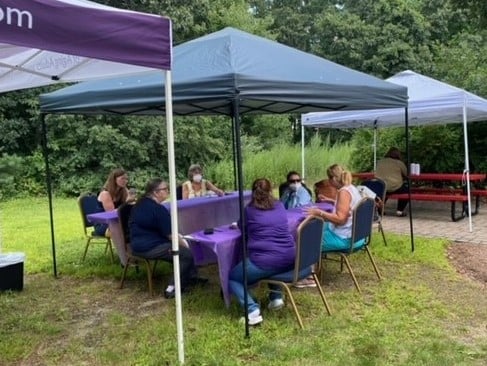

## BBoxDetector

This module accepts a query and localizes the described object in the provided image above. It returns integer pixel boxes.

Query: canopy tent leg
[462,95,473,232]
[405,108,415,252]
[232,98,250,337]
[41,114,57,277]
[164,71,185,364]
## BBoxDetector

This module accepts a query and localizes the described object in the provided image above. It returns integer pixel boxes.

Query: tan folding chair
[259,216,332,329]
[77,193,114,262]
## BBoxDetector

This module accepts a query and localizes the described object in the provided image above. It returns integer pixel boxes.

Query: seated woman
[229,178,295,326]
[280,171,312,209]
[129,178,205,298]
[182,164,224,199]
[376,147,408,216]
[313,164,340,203]
[94,168,136,236]
[305,164,365,252]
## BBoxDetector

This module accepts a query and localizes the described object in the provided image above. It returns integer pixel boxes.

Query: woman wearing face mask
[280,171,312,209]
[182,163,224,199]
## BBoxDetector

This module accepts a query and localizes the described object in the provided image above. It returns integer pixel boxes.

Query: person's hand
[318,194,335,204]
[178,235,190,248]
[304,206,322,218]
[216,189,225,197]
[317,194,327,202]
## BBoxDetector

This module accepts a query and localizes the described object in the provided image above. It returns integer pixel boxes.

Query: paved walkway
[381,200,487,245]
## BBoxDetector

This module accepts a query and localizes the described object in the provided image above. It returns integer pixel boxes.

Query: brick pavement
[381,200,487,245]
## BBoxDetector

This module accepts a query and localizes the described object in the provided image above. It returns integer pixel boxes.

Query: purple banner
[0,0,172,70]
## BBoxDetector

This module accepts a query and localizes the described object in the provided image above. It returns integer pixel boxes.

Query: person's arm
[182,182,190,199]
[206,181,224,196]
[400,161,408,178]
[98,190,115,211]
[305,189,352,225]
[317,194,336,203]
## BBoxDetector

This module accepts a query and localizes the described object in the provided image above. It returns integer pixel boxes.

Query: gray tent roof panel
[41,27,408,115]
[302,70,487,128]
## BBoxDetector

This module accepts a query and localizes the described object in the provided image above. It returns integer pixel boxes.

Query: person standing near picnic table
[375,147,409,217]
[94,168,136,236]
[182,163,224,199]
[229,178,295,326]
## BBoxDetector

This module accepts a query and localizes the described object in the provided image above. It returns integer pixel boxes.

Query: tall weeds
[207,135,354,189]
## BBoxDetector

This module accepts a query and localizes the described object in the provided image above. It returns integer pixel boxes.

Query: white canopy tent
[301,70,487,232]
[0,0,188,363]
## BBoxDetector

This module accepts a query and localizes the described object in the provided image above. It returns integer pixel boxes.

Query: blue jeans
[229,259,284,313]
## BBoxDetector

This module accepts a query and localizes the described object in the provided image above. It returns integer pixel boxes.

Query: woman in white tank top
[304,164,365,252]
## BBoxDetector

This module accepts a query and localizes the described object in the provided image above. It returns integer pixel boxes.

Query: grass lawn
[1,197,486,365]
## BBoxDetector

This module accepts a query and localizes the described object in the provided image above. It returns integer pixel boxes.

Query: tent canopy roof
[40,27,407,116]
[0,0,171,93]
[301,70,487,128]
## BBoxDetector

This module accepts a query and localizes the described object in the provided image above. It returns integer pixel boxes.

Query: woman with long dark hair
[229,178,295,325]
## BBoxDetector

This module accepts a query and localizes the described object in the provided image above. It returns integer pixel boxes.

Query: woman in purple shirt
[229,178,295,326]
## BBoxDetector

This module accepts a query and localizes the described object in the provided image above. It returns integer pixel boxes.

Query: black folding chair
[361,178,388,246]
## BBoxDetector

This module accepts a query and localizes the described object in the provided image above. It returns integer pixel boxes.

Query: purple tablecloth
[87,198,333,306]
[86,191,251,265]
[188,202,334,307]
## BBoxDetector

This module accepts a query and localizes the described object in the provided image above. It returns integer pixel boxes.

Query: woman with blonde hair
[313,164,341,203]
[305,164,365,252]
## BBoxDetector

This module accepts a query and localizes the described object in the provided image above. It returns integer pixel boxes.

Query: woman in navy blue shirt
[130,178,203,298]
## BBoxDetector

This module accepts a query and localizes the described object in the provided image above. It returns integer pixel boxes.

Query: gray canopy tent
[302,70,487,232]
[40,26,408,334]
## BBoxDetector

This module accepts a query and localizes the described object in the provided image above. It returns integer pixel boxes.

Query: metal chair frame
[77,193,114,262]
[260,216,332,329]
[322,197,382,293]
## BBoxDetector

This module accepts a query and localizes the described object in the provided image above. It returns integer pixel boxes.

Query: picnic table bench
[388,188,487,222]
[355,172,486,222]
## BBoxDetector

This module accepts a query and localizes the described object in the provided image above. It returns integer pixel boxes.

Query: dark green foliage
[0,0,486,197]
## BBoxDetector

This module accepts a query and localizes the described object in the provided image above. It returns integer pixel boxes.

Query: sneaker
[293,278,317,288]
[268,298,284,310]
[164,285,175,299]
[396,211,407,217]
[240,309,263,326]
[163,285,188,299]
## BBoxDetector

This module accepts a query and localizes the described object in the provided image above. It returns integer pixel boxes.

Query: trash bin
[0,252,25,291]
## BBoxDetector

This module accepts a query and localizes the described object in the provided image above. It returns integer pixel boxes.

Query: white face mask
[192,174,202,183]
[289,182,301,191]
